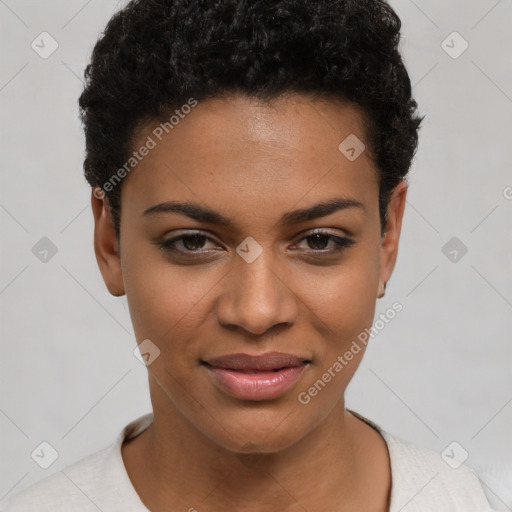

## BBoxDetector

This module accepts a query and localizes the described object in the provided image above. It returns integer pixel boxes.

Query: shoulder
[348,409,495,512]
[383,431,495,512]
[1,443,115,511]
[1,413,153,512]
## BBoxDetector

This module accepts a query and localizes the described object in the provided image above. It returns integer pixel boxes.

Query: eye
[155,229,356,261]
[157,231,221,258]
[293,230,356,254]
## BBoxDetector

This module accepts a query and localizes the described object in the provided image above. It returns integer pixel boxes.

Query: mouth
[202,352,311,401]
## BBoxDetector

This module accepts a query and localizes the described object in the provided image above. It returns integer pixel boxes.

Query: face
[92,93,407,454]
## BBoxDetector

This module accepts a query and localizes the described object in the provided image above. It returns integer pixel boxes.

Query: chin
[194,401,317,454]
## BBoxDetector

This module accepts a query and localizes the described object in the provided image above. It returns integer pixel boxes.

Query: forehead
[120,93,379,220]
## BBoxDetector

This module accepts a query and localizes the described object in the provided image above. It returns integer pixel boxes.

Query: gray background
[1,0,511,509]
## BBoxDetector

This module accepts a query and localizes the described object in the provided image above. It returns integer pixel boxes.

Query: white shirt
[1,410,495,511]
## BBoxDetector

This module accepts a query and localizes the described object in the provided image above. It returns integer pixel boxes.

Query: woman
[3,0,495,510]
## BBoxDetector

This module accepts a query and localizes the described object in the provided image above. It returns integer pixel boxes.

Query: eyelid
[159,227,351,244]
[293,230,355,250]
[295,227,351,238]
[156,228,356,257]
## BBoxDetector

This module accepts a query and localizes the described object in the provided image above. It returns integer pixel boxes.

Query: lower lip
[205,365,307,401]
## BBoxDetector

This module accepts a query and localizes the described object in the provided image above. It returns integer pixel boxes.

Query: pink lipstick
[203,352,310,401]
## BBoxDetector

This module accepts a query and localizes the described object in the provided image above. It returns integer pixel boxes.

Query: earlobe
[91,188,125,297]
[377,181,408,299]
[377,280,387,299]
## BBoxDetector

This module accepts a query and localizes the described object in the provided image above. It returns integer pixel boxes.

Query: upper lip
[203,352,310,371]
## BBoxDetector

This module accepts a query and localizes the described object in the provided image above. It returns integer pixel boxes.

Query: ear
[377,180,408,298]
[91,188,125,297]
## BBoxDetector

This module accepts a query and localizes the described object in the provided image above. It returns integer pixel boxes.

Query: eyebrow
[142,197,365,226]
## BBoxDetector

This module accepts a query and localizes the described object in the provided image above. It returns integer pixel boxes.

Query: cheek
[299,245,380,395]
[294,267,378,413]
[324,276,377,342]
[121,245,209,344]
[308,253,379,339]
[123,234,380,346]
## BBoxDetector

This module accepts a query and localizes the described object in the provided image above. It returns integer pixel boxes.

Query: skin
[91,92,407,511]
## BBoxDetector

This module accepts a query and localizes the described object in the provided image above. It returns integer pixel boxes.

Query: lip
[203,352,310,401]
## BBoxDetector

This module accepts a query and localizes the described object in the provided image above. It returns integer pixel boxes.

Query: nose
[216,252,299,336]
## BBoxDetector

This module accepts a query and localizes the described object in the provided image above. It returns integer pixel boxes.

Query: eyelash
[156,230,355,259]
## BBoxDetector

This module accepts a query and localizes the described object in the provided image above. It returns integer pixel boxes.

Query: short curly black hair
[79,0,423,241]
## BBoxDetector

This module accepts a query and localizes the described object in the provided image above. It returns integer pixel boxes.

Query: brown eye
[305,233,331,250]
[158,231,221,257]
[180,234,208,251]
[295,231,355,254]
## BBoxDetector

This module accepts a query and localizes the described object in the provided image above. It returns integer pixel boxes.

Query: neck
[122,394,390,511]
